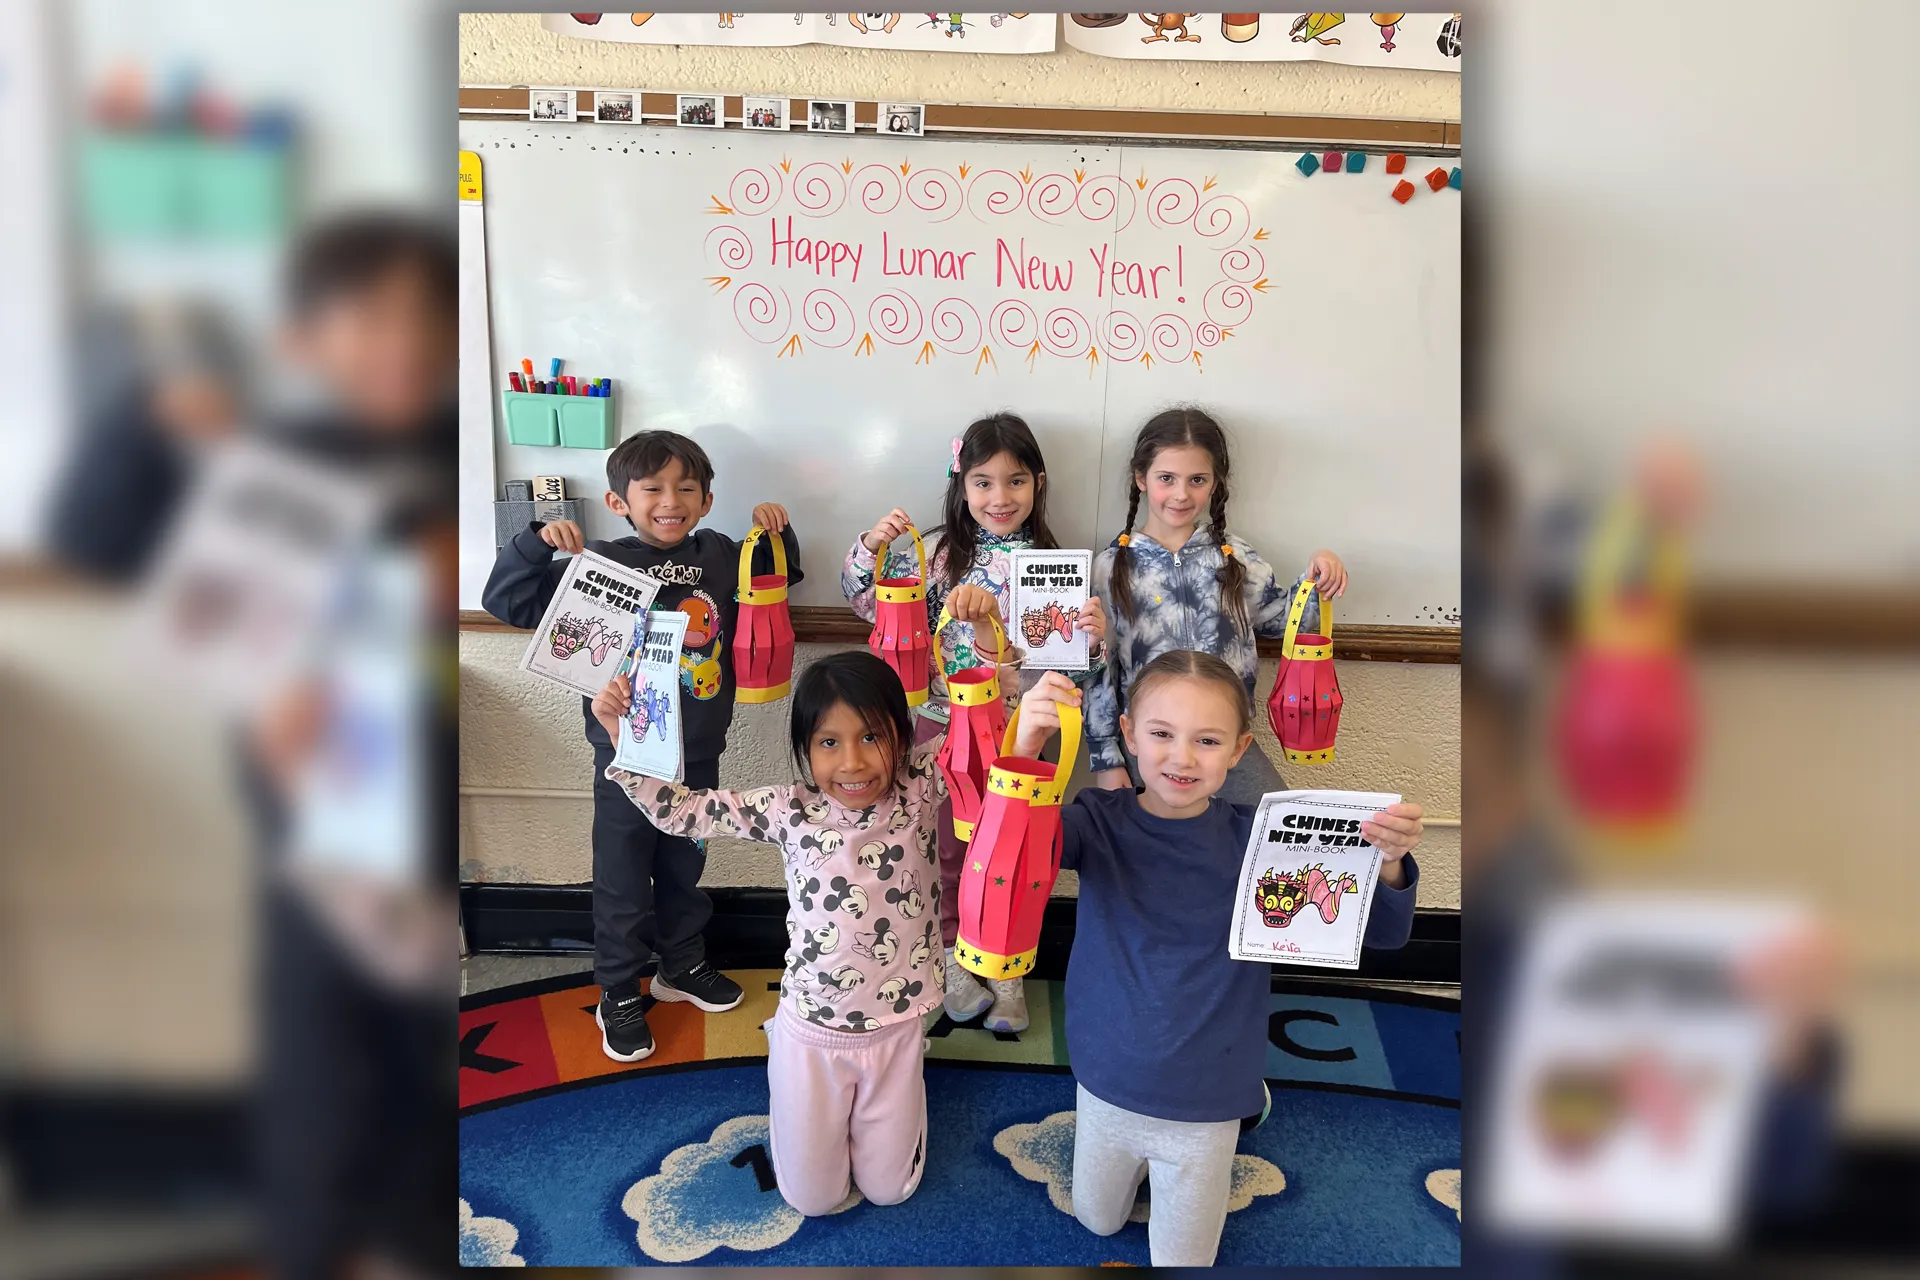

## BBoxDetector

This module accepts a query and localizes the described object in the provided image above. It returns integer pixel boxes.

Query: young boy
[483,431,801,1061]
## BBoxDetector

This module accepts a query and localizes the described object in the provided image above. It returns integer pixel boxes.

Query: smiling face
[1136,443,1218,544]
[1121,674,1253,820]
[606,456,714,549]
[806,700,898,809]
[963,450,1039,539]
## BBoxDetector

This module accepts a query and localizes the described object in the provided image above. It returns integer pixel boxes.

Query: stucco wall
[459,13,1463,122]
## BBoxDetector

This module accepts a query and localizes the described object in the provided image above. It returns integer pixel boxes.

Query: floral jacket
[1086,528,1321,772]
[843,523,1104,724]
[605,742,948,1033]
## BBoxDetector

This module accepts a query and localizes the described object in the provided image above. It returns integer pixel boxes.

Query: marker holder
[502,389,615,449]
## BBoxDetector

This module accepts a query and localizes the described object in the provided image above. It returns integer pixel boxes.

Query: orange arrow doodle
[974,344,996,375]
[1202,174,1218,192]
[1086,345,1100,375]
[779,155,792,173]
[1252,227,1269,241]
[1025,340,1042,371]
[915,340,936,366]
[1221,327,1235,340]
[778,334,803,358]
[1073,167,1087,184]
[1135,168,1149,190]
[841,157,854,174]
[855,332,875,358]
[1139,351,1155,369]
[704,275,732,294]
[1018,166,1034,184]
[706,196,734,215]
[1192,350,1204,373]
[900,159,912,176]
[958,163,970,179]
[1252,278,1270,292]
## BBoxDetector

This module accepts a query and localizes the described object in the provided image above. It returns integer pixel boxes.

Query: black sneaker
[596,982,654,1062]
[651,960,744,1012]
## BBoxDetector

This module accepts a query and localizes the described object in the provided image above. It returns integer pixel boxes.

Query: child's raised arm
[1246,543,1344,638]
[593,672,790,844]
[1010,672,1082,757]
[840,506,914,621]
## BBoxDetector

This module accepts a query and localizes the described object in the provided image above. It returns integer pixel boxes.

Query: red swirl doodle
[727,166,783,216]
[1203,280,1255,327]
[851,164,902,215]
[1025,173,1076,222]
[733,284,792,344]
[801,289,855,348]
[1101,310,1146,360]
[967,169,1024,220]
[1074,174,1137,232]
[1195,321,1224,348]
[1148,313,1193,363]
[929,297,983,354]
[906,169,962,222]
[1147,178,1199,229]
[1219,244,1265,284]
[1193,194,1251,244]
[988,298,1039,348]
[792,162,846,216]
[703,224,752,270]
[868,291,924,345]
[1040,307,1092,358]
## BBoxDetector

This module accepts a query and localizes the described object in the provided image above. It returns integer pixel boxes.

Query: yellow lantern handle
[1281,575,1332,659]
[1579,494,1685,648]
[999,700,1081,788]
[736,524,788,587]
[877,520,927,584]
[935,601,1008,668]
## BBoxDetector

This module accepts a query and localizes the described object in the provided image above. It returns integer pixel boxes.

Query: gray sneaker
[982,976,1029,1033]
[943,946,994,1022]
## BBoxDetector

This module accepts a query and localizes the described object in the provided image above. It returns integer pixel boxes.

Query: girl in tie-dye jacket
[1088,409,1347,809]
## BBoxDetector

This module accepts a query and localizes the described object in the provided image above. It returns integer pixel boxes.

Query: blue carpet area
[462,1060,1460,1265]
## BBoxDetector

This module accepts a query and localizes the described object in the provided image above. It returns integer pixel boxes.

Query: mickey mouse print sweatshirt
[605,743,949,1033]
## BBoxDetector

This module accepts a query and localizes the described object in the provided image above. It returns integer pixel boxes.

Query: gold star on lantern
[972,861,983,872]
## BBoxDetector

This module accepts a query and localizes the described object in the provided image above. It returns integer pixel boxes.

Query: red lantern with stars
[954,702,1081,981]
[867,521,932,708]
[1266,577,1341,765]
[732,525,794,704]
[934,604,1010,841]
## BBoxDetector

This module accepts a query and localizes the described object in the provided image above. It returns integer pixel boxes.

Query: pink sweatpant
[766,1007,928,1216]
[913,716,969,948]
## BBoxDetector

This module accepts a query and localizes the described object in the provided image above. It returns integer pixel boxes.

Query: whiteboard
[458,119,1459,624]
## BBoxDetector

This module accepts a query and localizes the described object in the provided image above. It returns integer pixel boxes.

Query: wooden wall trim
[462,605,1461,663]
[460,85,1461,151]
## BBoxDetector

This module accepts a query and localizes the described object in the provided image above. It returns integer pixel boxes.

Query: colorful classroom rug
[459,970,1461,1266]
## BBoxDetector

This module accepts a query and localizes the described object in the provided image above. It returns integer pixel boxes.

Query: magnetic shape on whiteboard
[1426,167,1450,193]
[1392,180,1416,204]
[1385,152,1407,174]
[1449,166,1462,190]
[1295,152,1320,177]
[1322,151,1343,173]
[1345,151,1366,173]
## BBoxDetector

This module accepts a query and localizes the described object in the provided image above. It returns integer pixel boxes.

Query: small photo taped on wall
[677,93,721,128]
[529,88,576,122]
[742,95,787,132]
[595,91,635,123]
[808,98,854,134]
[881,102,924,137]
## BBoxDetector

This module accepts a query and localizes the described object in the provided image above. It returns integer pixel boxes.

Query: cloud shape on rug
[995,1109,1286,1224]
[1426,1167,1461,1220]
[622,1114,859,1262]
[459,1198,527,1266]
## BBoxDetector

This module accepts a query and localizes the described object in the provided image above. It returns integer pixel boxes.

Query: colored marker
[520,358,533,378]
[565,375,577,396]
[509,371,525,392]
[549,358,563,378]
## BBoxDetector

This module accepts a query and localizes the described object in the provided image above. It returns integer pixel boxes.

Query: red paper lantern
[955,702,1081,980]
[1266,577,1341,765]
[934,605,1010,841]
[732,525,794,704]
[867,522,932,708]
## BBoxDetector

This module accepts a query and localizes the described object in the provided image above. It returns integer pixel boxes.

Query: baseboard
[459,883,1463,986]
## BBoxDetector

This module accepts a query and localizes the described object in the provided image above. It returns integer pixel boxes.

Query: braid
[1109,483,1144,624]
[1210,483,1252,635]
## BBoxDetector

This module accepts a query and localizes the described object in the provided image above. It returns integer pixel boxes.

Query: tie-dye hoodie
[843,523,1105,724]
[1086,528,1321,772]
[605,743,948,1033]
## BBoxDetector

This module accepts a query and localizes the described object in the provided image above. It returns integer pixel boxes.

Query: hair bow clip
[945,436,964,478]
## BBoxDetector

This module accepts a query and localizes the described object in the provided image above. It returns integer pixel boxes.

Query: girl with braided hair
[1087,408,1347,805]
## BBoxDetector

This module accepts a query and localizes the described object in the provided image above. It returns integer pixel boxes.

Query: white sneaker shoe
[943,946,994,1022]
[982,976,1029,1033]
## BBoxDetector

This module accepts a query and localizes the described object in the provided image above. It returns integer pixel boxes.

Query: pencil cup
[557,395,614,449]
[503,391,560,446]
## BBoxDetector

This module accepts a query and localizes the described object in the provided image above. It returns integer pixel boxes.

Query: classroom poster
[1485,896,1806,1247]
[612,609,689,782]
[1010,548,1091,671]
[542,12,1054,54]
[1063,13,1462,70]
[1228,790,1400,969]
[518,551,663,698]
